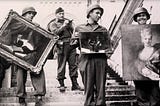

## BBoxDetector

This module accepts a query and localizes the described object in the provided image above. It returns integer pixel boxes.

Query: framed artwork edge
[79,31,110,54]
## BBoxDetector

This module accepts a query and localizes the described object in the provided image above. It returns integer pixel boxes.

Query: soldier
[12,7,46,106]
[71,4,112,106]
[47,7,82,92]
[133,7,160,106]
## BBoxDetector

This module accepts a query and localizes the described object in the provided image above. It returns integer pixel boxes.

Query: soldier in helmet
[9,7,46,106]
[71,4,112,106]
[133,7,160,106]
[133,7,150,25]
[22,7,37,21]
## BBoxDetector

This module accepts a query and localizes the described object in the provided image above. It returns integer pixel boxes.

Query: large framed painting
[79,32,111,54]
[0,10,58,74]
[121,24,160,80]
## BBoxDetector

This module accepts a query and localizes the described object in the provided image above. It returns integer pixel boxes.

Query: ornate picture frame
[79,32,110,54]
[0,10,58,74]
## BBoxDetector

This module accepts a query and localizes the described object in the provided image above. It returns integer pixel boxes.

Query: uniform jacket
[47,18,74,54]
[47,18,73,40]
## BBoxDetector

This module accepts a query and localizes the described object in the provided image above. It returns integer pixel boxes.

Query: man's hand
[63,20,70,27]
[105,49,113,58]
[6,58,12,63]
[34,22,40,27]
[22,46,32,53]
[70,39,78,45]
[74,32,80,38]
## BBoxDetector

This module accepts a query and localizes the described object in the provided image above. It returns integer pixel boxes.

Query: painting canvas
[0,10,58,73]
[79,32,110,54]
[121,24,160,80]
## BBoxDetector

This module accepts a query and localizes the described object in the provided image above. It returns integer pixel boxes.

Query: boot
[35,96,43,106]
[58,79,66,92]
[71,77,83,91]
[19,97,27,106]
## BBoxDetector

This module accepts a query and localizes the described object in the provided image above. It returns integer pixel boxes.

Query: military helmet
[22,7,37,16]
[133,7,150,22]
[87,4,104,18]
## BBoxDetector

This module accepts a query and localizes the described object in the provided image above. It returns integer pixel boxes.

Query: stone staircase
[105,66,136,106]
[0,60,136,106]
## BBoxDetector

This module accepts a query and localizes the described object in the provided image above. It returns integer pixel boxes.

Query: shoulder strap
[47,19,56,32]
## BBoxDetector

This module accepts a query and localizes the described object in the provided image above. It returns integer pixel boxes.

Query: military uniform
[7,20,47,99]
[47,7,81,91]
[3,7,47,105]
[74,22,110,106]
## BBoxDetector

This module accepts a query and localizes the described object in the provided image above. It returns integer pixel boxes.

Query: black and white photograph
[0,0,160,106]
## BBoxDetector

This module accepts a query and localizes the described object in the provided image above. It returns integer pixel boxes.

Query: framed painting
[121,24,160,80]
[0,10,58,74]
[79,32,111,54]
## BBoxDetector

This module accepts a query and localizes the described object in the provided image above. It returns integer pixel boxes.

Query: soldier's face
[136,13,148,25]
[90,9,102,22]
[24,12,35,21]
[56,12,64,20]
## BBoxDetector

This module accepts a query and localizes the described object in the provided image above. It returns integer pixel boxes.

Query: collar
[84,20,101,31]
[55,18,64,23]
[85,20,98,26]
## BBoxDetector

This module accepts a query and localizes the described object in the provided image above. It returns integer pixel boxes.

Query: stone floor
[43,59,84,88]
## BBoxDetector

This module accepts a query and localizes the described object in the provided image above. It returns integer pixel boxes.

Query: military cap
[55,7,64,14]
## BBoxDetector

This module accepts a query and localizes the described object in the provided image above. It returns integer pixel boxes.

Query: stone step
[106,79,126,83]
[106,95,136,101]
[0,95,84,103]
[106,89,135,95]
[106,100,137,106]
[0,86,135,97]
[0,90,135,98]
[107,82,128,85]
[106,85,134,89]
[0,94,136,103]
[0,100,137,106]
[0,86,136,103]
[107,77,123,80]
[0,85,135,92]
[0,102,83,106]
[108,74,122,78]
[0,90,135,99]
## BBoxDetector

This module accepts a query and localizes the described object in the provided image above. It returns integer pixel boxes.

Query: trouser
[57,43,78,80]
[82,55,107,106]
[0,57,10,88]
[16,66,46,98]
[0,64,5,88]
[134,80,160,106]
